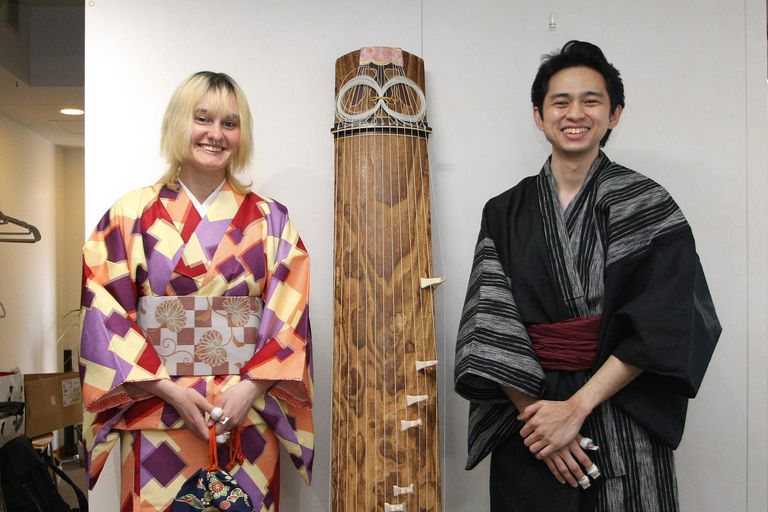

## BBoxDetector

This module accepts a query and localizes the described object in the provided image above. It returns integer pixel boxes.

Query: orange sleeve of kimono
[239,205,313,410]
[80,188,170,414]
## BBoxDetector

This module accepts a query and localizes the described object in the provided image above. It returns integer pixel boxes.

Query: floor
[59,457,89,509]
[0,455,88,511]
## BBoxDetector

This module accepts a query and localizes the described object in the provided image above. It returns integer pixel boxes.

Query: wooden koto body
[331,47,443,512]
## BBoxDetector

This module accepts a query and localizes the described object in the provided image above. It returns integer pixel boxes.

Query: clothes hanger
[0,210,41,243]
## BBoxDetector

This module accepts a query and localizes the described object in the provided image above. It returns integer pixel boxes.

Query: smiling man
[454,41,721,511]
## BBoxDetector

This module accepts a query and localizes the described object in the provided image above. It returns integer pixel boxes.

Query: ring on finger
[210,407,224,422]
[219,415,230,427]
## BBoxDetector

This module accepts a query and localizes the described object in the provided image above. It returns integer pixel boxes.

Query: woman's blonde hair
[160,71,254,194]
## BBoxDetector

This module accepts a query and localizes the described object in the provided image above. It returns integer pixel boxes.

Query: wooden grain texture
[331,48,442,512]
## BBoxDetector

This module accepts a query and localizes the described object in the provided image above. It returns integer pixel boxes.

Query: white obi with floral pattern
[137,296,263,376]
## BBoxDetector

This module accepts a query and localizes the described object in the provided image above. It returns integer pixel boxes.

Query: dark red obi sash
[527,315,601,371]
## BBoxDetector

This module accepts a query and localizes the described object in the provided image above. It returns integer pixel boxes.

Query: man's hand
[518,399,589,459]
[541,437,595,487]
[502,385,591,484]
[516,355,642,459]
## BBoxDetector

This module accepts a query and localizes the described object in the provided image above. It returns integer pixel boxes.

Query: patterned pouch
[170,425,254,512]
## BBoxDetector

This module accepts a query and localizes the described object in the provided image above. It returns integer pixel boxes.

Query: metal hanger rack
[0,210,41,319]
[0,210,41,243]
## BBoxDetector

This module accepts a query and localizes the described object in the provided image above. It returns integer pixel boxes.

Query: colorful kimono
[80,180,313,512]
[454,154,720,511]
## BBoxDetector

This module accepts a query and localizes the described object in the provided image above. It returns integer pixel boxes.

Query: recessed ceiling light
[60,108,84,116]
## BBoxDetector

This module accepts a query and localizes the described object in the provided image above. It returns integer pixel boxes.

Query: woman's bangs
[204,86,239,120]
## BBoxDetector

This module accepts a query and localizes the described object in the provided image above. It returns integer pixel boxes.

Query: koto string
[355,116,361,512]
[409,79,433,510]
[401,83,423,508]
[413,121,429,512]
[333,106,339,512]
[332,99,339,512]
[374,70,380,508]
[345,118,352,512]
[383,114,390,497]
[400,69,426,509]
[391,122,406,493]
[334,97,347,512]
[358,70,366,512]
[413,64,435,512]
[394,120,408,493]
[415,70,437,509]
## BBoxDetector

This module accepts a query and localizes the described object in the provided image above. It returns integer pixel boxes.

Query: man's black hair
[530,41,625,147]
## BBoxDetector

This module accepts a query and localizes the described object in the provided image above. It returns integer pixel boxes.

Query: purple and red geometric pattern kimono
[80,180,313,512]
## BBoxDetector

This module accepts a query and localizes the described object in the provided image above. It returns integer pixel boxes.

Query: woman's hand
[124,379,214,440]
[209,379,274,435]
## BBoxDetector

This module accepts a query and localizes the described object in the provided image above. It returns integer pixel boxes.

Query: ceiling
[0,65,84,147]
[0,0,84,148]
[20,0,81,6]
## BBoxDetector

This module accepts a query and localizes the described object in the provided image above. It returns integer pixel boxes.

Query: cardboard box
[0,371,25,447]
[24,372,82,439]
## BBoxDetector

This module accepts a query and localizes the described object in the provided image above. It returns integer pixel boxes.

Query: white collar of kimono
[178,179,226,218]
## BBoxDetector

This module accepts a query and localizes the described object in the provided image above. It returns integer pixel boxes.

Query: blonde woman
[80,72,313,511]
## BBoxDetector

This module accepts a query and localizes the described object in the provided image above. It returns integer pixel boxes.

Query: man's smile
[562,127,588,134]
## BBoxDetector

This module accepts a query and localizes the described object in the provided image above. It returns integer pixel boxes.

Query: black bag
[0,435,88,512]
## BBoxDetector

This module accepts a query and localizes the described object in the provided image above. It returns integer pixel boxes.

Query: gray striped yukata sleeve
[454,236,546,468]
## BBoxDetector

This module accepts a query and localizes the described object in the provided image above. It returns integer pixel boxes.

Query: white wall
[0,114,61,374]
[85,1,768,511]
[56,148,85,363]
